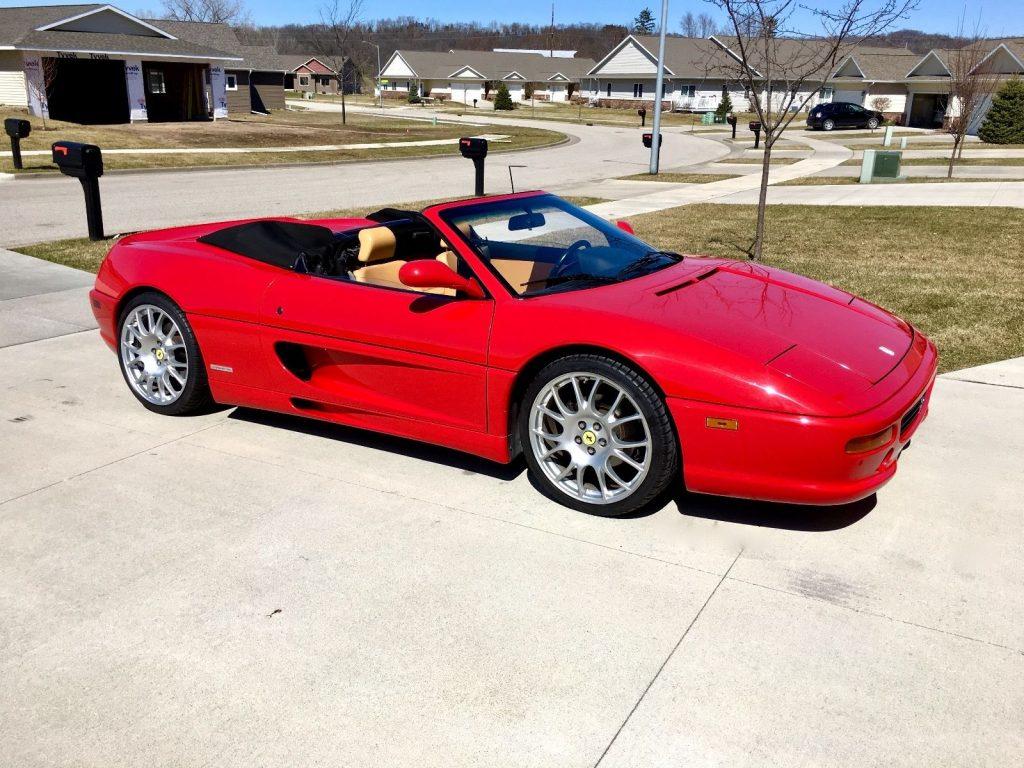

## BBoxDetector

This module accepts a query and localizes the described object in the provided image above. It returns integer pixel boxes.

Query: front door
[258,274,494,433]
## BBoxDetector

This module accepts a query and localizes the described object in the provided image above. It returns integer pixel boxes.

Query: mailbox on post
[749,120,762,149]
[641,132,662,150]
[638,107,647,127]
[726,113,737,139]
[52,141,105,241]
[4,118,30,170]
[459,137,488,196]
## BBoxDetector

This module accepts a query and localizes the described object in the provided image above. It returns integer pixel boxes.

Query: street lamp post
[649,0,669,174]
[362,40,382,112]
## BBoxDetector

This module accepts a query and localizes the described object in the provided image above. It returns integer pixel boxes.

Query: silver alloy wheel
[867,118,879,129]
[823,119,835,131]
[120,304,189,405]
[529,372,652,505]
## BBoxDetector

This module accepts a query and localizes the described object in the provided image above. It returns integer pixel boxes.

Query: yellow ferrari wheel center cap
[154,349,165,361]
[582,430,597,446]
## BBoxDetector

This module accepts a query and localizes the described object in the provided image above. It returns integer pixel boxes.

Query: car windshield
[438,194,681,296]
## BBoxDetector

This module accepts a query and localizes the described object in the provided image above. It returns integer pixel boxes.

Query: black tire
[117,291,213,416]
[822,118,836,131]
[867,117,880,130]
[519,354,679,517]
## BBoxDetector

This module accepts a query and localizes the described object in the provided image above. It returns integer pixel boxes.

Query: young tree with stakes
[944,19,996,178]
[313,0,364,125]
[705,0,916,259]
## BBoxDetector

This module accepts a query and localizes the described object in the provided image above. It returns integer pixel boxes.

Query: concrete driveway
[1,254,1022,767]
[0,114,727,248]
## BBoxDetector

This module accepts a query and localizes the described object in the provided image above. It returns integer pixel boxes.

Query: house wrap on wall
[0,3,300,123]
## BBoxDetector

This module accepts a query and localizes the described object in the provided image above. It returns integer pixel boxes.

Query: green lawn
[842,157,1024,167]
[14,202,1021,373]
[719,157,802,165]
[0,107,564,173]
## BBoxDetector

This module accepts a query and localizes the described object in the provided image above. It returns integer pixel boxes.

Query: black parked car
[806,102,884,131]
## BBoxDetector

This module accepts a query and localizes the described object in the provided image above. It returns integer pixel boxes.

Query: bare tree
[944,18,994,178]
[697,12,719,36]
[706,0,916,259]
[312,0,363,124]
[681,11,699,36]
[160,0,252,25]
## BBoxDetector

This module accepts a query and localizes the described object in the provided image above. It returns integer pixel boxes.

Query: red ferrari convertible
[90,192,936,516]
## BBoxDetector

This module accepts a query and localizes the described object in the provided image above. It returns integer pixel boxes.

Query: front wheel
[822,118,836,131]
[519,354,679,517]
[867,117,880,129]
[118,291,212,415]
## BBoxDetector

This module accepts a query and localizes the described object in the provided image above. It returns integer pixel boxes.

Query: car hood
[565,259,915,411]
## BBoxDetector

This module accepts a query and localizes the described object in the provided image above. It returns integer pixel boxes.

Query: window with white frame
[632,82,644,98]
[225,74,238,91]
[606,82,612,97]
[819,86,834,102]
[298,75,309,86]
[679,84,696,98]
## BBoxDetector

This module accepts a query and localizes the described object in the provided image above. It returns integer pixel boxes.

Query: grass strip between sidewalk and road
[13,203,1021,373]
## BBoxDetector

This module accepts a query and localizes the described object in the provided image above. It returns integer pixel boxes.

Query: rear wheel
[118,291,212,415]
[822,118,836,131]
[519,354,678,517]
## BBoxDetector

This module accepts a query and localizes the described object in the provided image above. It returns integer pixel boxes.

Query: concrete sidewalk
[714,180,1024,207]
[0,248,96,347]
[0,134,512,158]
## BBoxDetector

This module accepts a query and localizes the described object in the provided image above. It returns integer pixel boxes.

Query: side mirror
[399,260,485,299]
[616,220,635,235]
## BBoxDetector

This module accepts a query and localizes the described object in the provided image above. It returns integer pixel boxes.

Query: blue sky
[3,0,1019,36]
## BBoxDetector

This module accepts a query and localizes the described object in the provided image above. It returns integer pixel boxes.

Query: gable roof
[383,49,595,82]
[833,50,922,81]
[588,35,737,78]
[0,4,241,60]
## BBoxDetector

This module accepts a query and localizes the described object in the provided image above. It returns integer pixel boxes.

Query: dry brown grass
[619,172,740,183]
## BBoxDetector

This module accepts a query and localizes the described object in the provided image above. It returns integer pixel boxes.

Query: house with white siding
[378,49,595,106]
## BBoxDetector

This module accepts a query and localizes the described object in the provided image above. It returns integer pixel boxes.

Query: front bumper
[668,336,938,505]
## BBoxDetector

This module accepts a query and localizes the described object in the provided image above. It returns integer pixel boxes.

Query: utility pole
[649,0,669,174]
[549,3,554,58]
[362,40,382,112]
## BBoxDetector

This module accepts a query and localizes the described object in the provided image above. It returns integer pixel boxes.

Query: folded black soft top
[197,220,337,270]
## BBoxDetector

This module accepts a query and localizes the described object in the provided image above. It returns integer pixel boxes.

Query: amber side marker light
[705,417,738,431]
[845,426,895,454]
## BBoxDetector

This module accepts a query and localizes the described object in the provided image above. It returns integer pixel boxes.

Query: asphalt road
[0,112,727,248]
[1,250,1022,766]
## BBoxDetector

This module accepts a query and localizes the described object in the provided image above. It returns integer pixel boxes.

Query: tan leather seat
[352,227,406,290]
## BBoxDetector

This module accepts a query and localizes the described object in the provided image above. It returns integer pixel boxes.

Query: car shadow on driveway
[672,488,876,532]
[228,408,527,481]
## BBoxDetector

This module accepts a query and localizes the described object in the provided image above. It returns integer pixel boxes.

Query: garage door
[451,82,482,106]
[506,83,523,102]
[549,84,566,102]
[833,89,864,106]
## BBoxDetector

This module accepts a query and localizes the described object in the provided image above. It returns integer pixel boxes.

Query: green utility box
[701,112,714,125]
[859,149,903,183]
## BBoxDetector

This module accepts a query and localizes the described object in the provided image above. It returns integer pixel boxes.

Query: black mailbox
[5,118,31,170]
[638,106,647,127]
[52,141,104,178]
[726,112,738,139]
[459,137,488,196]
[5,118,30,139]
[641,132,662,149]
[748,120,763,149]
[51,141,105,241]
[459,137,488,160]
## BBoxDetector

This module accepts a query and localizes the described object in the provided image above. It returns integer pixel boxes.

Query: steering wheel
[551,239,592,279]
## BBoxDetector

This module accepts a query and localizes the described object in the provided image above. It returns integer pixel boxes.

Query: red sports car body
[91,191,936,514]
